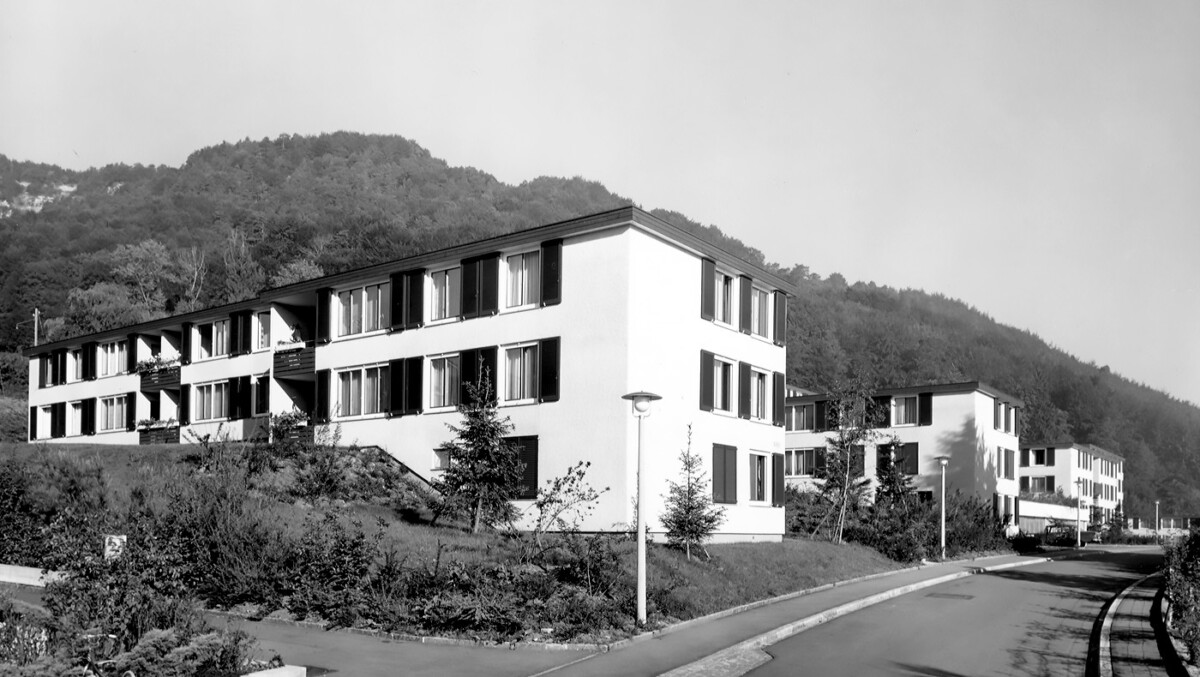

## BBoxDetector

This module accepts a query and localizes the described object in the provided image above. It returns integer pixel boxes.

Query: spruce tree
[661,426,725,560]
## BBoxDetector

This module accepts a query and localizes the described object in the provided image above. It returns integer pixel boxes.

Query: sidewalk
[1106,573,1172,677]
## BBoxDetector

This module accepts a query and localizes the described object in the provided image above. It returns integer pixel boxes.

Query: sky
[2,1,1198,405]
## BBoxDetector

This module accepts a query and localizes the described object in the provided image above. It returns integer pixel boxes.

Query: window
[1032,449,1046,465]
[1004,448,1015,480]
[195,381,229,421]
[893,396,918,425]
[713,358,732,412]
[786,404,814,431]
[506,251,540,308]
[253,375,269,416]
[714,271,734,324]
[433,448,451,471]
[1004,405,1013,433]
[337,364,388,417]
[786,448,816,477]
[430,355,461,408]
[505,344,538,402]
[256,312,271,350]
[507,435,539,500]
[99,340,127,376]
[100,395,126,431]
[431,268,462,320]
[750,287,770,337]
[69,401,84,436]
[71,349,82,381]
[712,444,737,504]
[338,282,390,337]
[749,370,768,420]
[1030,476,1048,492]
[749,454,767,502]
[196,321,228,360]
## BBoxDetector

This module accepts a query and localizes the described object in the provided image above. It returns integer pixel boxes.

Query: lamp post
[1075,478,1085,548]
[1156,500,1161,545]
[623,390,661,626]
[936,456,950,560]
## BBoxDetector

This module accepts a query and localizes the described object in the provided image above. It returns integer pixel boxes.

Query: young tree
[433,371,524,534]
[816,375,886,544]
[661,426,725,560]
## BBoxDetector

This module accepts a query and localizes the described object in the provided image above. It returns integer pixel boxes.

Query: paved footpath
[1108,573,1172,677]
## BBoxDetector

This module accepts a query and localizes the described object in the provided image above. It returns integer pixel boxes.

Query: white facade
[784,383,1024,523]
[1019,442,1124,525]
[26,207,794,542]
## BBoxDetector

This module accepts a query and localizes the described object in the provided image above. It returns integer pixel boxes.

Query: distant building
[1019,442,1125,525]
[25,206,795,542]
[784,382,1024,523]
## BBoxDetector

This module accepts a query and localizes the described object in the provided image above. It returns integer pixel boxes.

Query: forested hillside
[1,132,1196,520]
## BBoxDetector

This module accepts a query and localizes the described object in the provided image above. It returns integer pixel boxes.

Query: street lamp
[622,390,661,626]
[936,456,950,560]
[1156,500,1161,545]
[1075,478,1085,548]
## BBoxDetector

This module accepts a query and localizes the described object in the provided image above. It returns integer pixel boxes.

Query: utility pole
[33,307,39,346]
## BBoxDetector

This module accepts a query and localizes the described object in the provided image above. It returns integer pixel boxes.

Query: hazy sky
[3,1,1198,405]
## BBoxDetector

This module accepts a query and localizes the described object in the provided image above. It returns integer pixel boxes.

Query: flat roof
[784,380,1026,408]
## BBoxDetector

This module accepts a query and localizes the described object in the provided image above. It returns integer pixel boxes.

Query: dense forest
[1,132,1196,521]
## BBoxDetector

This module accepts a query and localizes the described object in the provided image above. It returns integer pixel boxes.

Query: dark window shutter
[126,336,138,372]
[738,275,753,334]
[389,272,405,331]
[405,270,425,329]
[83,342,98,379]
[873,396,892,427]
[84,398,96,436]
[479,347,498,396]
[37,355,47,389]
[514,436,539,500]
[1006,449,1015,479]
[993,494,1000,520]
[179,385,191,426]
[700,258,716,320]
[540,239,562,306]
[772,291,787,346]
[125,392,137,431]
[1020,449,1029,467]
[724,446,738,503]
[738,361,751,419]
[772,453,785,506]
[1046,447,1056,466]
[459,348,479,405]
[316,288,333,343]
[903,443,919,475]
[772,372,785,426]
[1013,408,1021,437]
[315,369,330,423]
[227,378,240,419]
[479,254,499,315]
[180,323,193,365]
[54,402,67,438]
[814,400,828,432]
[993,399,1001,429]
[389,359,405,416]
[228,315,242,357]
[699,350,714,411]
[461,258,480,318]
[1014,496,1021,520]
[238,375,252,419]
[538,337,560,403]
[917,392,933,426]
[1045,476,1055,494]
[852,445,867,477]
[815,447,828,474]
[56,349,68,384]
[240,312,253,354]
[404,356,423,414]
[29,406,37,440]
[712,444,731,503]
[1019,476,1029,491]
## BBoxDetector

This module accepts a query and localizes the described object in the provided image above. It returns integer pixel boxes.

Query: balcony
[140,365,181,392]
[139,425,181,445]
[274,342,315,379]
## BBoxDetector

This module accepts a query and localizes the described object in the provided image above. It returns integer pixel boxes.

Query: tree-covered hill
[1,131,1195,520]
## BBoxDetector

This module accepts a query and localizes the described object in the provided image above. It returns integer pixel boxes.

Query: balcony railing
[139,425,181,445]
[140,365,181,392]
[273,342,315,378]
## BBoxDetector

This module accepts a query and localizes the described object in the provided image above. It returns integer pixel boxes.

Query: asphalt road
[748,548,1163,677]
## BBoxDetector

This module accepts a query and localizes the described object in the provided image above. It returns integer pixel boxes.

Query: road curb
[1097,571,1158,677]
[659,556,1053,677]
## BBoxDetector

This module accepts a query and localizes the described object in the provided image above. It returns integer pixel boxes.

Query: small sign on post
[103,535,126,560]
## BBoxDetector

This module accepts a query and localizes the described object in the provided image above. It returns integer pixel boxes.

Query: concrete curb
[1097,571,1158,677]
[659,556,1053,677]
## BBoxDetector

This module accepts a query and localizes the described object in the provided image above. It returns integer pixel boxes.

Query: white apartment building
[25,207,795,541]
[1019,442,1125,525]
[784,382,1024,524]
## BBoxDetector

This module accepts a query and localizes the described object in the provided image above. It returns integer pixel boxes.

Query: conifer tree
[661,426,725,560]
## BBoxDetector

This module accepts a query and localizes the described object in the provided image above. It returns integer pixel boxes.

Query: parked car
[1043,524,1099,547]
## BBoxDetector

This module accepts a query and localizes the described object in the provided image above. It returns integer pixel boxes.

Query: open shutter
[873,396,892,427]
[712,445,726,503]
[389,272,406,331]
[479,254,499,316]
[83,398,97,436]
[1046,476,1055,494]
[315,288,332,344]
[461,257,480,318]
[83,342,98,379]
[125,392,137,431]
[700,258,716,320]
[1020,449,1029,467]
[1019,476,1029,491]
[459,348,479,405]
[1046,447,1056,466]
[815,447,828,475]
[238,376,252,419]
[540,239,562,306]
[388,359,405,416]
[772,372,785,426]
[1014,496,1021,521]
[724,446,738,503]
[479,347,497,396]
[228,315,242,357]
[1013,408,1021,437]
[738,362,751,419]
[29,406,37,440]
[918,392,933,426]
[514,436,539,500]
[814,400,828,432]
[55,349,68,384]
[699,350,714,411]
[772,291,787,346]
[314,369,330,423]
[738,275,753,334]
[405,270,425,329]
[993,399,1002,429]
[53,402,66,438]
[180,324,193,365]
[226,378,240,419]
[538,337,560,403]
[126,336,138,373]
[404,356,423,414]
[772,453,785,506]
[179,385,191,426]
[851,445,866,477]
[903,443,919,475]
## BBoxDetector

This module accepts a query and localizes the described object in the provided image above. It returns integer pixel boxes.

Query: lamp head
[622,391,662,417]
[935,455,950,467]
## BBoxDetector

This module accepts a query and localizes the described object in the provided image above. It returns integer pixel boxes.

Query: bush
[1166,531,1200,664]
